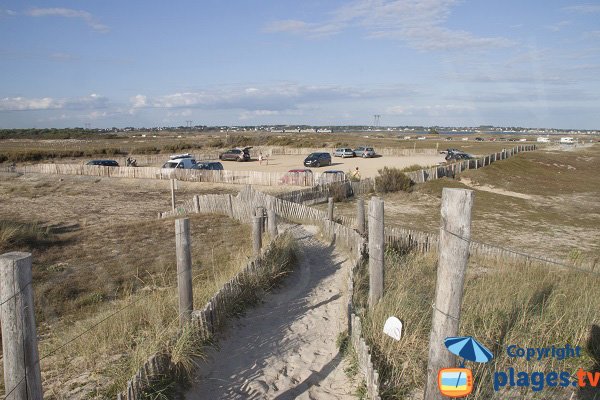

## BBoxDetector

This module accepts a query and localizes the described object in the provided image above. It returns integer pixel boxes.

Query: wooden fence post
[175,219,193,327]
[227,194,234,217]
[256,206,266,232]
[424,188,474,400]
[0,252,44,399]
[327,197,334,221]
[193,195,200,213]
[170,179,176,211]
[368,197,384,309]
[357,198,365,235]
[253,216,262,257]
[267,208,278,237]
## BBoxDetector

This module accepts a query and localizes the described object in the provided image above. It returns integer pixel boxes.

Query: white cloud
[265,20,311,33]
[563,4,600,13]
[130,84,408,112]
[546,20,571,32]
[239,110,280,120]
[0,94,109,111]
[265,0,513,50]
[1,9,17,16]
[25,7,109,32]
[386,104,475,116]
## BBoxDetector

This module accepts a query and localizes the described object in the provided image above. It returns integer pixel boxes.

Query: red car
[279,169,314,186]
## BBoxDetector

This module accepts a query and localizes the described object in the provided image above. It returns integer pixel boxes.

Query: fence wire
[441,227,599,276]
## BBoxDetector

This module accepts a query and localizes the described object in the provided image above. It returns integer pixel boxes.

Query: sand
[185,224,357,400]
[215,153,446,179]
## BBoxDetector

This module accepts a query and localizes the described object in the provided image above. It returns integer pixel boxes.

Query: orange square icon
[438,368,473,398]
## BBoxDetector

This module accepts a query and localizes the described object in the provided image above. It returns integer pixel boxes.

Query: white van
[560,137,575,144]
[162,153,197,169]
[537,137,550,143]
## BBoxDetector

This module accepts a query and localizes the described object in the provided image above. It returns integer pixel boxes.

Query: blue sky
[0,0,599,129]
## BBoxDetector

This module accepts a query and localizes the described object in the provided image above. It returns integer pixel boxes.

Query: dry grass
[33,231,297,399]
[0,171,267,397]
[318,144,600,260]
[0,132,538,164]
[353,247,600,399]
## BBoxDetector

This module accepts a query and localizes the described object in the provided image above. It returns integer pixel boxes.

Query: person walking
[258,152,263,165]
[352,166,361,180]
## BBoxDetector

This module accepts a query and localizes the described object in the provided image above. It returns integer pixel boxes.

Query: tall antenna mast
[373,114,381,128]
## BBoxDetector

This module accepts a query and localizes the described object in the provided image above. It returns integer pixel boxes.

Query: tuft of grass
[354,247,600,399]
[0,220,54,252]
[375,167,414,193]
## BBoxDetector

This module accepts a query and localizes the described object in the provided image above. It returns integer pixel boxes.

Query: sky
[0,0,599,129]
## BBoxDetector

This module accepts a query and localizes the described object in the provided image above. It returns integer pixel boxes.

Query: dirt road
[185,224,356,400]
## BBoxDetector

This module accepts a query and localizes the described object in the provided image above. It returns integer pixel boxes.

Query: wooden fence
[15,164,339,187]
[119,230,285,399]
[403,144,536,184]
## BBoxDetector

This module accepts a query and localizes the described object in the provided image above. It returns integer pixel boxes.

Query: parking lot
[216,153,447,179]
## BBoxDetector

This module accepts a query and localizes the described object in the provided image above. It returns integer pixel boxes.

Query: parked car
[353,146,376,158]
[445,137,454,141]
[162,153,197,169]
[318,170,347,185]
[192,161,224,171]
[334,148,355,158]
[219,147,251,162]
[446,151,474,161]
[279,169,314,185]
[304,152,332,167]
[475,137,484,141]
[86,159,119,167]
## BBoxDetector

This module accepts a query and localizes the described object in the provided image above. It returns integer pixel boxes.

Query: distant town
[7,125,596,136]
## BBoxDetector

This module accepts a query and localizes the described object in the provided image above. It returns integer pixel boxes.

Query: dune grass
[352,246,600,399]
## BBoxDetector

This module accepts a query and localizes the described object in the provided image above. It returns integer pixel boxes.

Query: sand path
[185,224,357,400]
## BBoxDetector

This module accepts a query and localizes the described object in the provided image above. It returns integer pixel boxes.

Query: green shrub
[375,167,414,193]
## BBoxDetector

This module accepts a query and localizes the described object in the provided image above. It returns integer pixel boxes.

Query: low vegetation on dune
[0,211,259,398]
[375,167,414,193]
[353,246,600,399]
[34,230,298,399]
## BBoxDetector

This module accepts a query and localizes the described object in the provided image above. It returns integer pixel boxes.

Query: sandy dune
[185,224,357,400]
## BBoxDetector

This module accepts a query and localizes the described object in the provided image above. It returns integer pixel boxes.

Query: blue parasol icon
[444,336,494,367]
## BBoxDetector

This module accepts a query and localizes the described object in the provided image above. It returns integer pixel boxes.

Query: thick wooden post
[0,252,44,399]
[256,206,266,232]
[170,179,176,211]
[175,219,193,327]
[424,188,474,400]
[356,198,365,235]
[252,216,262,257]
[267,209,278,237]
[368,197,384,308]
[327,197,334,221]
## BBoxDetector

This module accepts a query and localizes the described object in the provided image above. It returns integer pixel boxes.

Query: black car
[303,152,332,168]
[219,148,251,162]
[86,160,119,167]
[192,161,224,171]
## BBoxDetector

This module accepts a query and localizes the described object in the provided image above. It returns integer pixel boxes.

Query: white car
[334,148,355,158]
[162,153,197,169]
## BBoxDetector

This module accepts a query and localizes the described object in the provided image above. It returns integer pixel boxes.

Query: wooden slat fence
[403,145,536,184]
[16,164,332,187]
[118,231,285,399]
